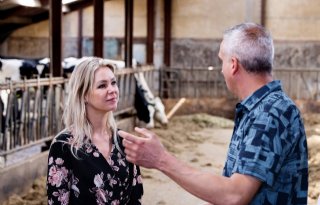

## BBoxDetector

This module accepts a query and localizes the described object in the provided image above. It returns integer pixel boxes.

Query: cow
[35,57,80,78]
[134,71,168,128]
[0,58,43,117]
[0,58,40,82]
[0,57,51,131]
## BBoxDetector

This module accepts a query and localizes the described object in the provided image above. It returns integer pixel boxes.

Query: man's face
[218,41,233,92]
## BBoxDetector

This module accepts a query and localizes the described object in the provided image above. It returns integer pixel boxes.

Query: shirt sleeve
[47,140,72,205]
[233,110,291,187]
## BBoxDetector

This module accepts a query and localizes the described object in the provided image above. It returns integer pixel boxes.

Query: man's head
[218,23,274,99]
[220,22,274,74]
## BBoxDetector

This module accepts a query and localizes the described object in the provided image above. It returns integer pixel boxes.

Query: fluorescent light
[62,0,79,4]
[13,0,41,7]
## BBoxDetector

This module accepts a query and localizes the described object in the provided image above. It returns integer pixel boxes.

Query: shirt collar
[239,80,282,112]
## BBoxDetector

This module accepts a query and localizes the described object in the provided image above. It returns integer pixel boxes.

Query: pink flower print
[55,158,64,165]
[137,175,143,184]
[59,191,70,205]
[111,199,120,205]
[71,184,80,198]
[107,157,114,166]
[71,175,80,197]
[94,173,105,188]
[112,166,120,172]
[53,189,70,205]
[106,174,117,187]
[96,188,107,204]
[133,165,138,176]
[90,187,108,204]
[48,198,53,205]
[109,178,117,187]
[108,191,113,198]
[93,151,100,157]
[48,165,69,187]
[48,157,53,165]
[117,154,125,167]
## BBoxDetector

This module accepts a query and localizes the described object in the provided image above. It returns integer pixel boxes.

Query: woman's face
[85,66,119,113]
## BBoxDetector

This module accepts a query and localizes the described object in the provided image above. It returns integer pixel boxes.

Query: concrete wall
[1,0,320,68]
[265,0,320,69]
[0,151,48,202]
[169,0,320,68]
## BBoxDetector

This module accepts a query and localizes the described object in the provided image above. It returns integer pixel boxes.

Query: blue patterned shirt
[223,80,308,205]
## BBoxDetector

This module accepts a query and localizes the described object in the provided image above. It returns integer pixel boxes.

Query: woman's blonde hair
[58,57,118,157]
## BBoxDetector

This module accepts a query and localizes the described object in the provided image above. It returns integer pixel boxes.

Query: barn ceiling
[0,0,94,43]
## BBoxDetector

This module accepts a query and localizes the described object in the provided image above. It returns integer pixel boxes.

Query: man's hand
[118,127,167,169]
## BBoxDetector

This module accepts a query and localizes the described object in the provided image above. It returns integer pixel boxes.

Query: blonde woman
[47,57,143,205]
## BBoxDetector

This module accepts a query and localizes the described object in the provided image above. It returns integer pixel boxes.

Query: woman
[47,57,143,205]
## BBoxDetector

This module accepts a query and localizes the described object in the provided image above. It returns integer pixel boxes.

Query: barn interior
[0,0,320,204]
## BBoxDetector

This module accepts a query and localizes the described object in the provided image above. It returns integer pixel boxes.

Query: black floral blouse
[47,132,143,205]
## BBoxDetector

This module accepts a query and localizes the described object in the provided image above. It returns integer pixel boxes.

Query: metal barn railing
[160,67,320,101]
[273,68,320,100]
[160,67,231,99]
[0,77,66,167]
[0,66,156,167]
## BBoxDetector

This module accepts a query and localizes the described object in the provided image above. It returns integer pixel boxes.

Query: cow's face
[85,67,119,113]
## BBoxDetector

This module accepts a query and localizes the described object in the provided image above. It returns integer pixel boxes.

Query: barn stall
[1,0,320,204]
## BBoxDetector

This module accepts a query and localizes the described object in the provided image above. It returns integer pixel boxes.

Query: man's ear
[231,57,239,75]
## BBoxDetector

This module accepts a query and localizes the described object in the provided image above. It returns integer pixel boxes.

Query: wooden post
[77,9,83,58]
[163,0,171,67]
[125,0,134,67]
[146,0,155,64]
[49,0,62,77]
[94,0,104,57]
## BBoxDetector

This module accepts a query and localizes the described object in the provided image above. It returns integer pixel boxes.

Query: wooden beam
[49,0,62,77]
[0,6,25,19]
[146,0,155,64]
[0,17,32,24]
[125,0,134,67]
[163,0,171,67]
[93,0,104,57]
[67,0,93,11]
[261,0,266,26]
[31,10,49,22]
[77,9,83,58]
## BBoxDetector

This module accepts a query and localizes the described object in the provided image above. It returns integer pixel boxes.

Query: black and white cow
[0,57,51,124]
[0,58,43,82]
[134,71,168,128]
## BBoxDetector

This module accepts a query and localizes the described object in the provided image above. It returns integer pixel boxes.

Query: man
[119,23,308,205]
